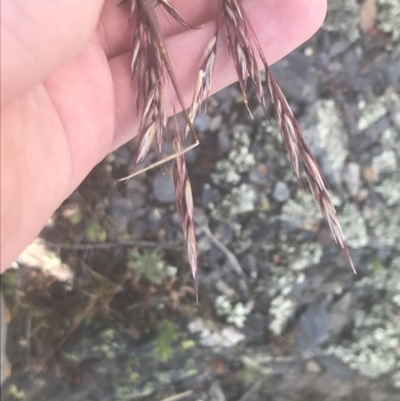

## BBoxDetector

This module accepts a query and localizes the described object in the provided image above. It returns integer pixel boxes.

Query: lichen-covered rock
[327,256,400,378]
[338,203,369,249]
[323,0,360,43]
[377,0,400,54]
[211,130,255,186]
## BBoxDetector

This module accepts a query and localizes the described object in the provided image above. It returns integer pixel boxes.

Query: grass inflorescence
[126,0,355,296]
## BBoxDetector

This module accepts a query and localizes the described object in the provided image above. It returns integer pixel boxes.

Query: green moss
[7,385,26,401]
[127,249,176,285]
[185,368,198,377]
[129,372,140,383]
[85,221,107,242]
[154,320,179,363]
[181,339,196,350]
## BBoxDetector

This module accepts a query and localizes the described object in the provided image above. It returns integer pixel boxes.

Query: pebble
[152,173,175,203]
[209,381,226,401]
[296,304,330,357]
[110,197,134,232]
[194,113,211,132]
[317,355,357,380]
[342,162,361,197]
[272,181,290,203]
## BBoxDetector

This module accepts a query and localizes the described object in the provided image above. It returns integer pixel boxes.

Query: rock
[110,197,134,232]
[194,113,211,132]
[201,183,216,206]
[152,173,175,203]
[271,51,317,103]
[209,381,226,401]
[296,304,330,357]
[317,355,357,380]
[272,181,290,203]
[342,162,361,197]
[188,319,245,347]
[210,114,223,132]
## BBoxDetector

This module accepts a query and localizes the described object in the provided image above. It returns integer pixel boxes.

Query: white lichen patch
[377,0,400,53]
[214,295,250,328]
[371,149,398,178]
[188,318,245,347]
[269,296,296,336]
[327,256,400,378]
[291,242,323,271]
[338,203,369,249]
[358,97,388,131]
[210,183,257,221]
[231,223,254,254]
[262,234,322,335]
[323,0,360,43]
[316,100,349,184]
[375,170,400,206]
[281,193,320,231]
[368,207,400,248]
[212,131,255,186]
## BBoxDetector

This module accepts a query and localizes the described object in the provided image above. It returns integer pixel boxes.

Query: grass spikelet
[126,0,356,295]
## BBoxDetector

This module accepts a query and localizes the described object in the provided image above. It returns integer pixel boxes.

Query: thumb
[0,0,105,106]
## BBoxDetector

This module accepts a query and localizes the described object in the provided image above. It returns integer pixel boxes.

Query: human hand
[0,0,327,271]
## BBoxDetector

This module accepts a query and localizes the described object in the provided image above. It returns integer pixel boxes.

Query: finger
[1,0,105,106]
[108,0,327,150]
[99,0,218,59]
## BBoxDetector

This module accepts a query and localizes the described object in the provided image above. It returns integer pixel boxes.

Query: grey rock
[210,114,223,132]
[296,304,330,357]
[201,183,216,206]
[272,181,290,203]
[329,292,353,336]
[152,173,175,203]
[323,0,360,43]
[271,52,317,103]
[218,130,231,154]
[194,113,211,132]
[209,381,226,401]
[317,355,357,380]
[110,197,134,232]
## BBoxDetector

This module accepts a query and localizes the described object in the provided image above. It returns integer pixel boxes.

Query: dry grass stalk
[128,0,200,293]
[171,122,198,297]
[216,0,267,117]
[131,3,167,163]
[261,56,355,273]
[218,0,355,273]
[184,33,218,137]
[127,0,356,294]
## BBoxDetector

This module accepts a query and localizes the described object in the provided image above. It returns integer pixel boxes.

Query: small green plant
[154,319,178,363]
[85,221,107,242]
[7,384,26,401]
[127,249,176,285]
